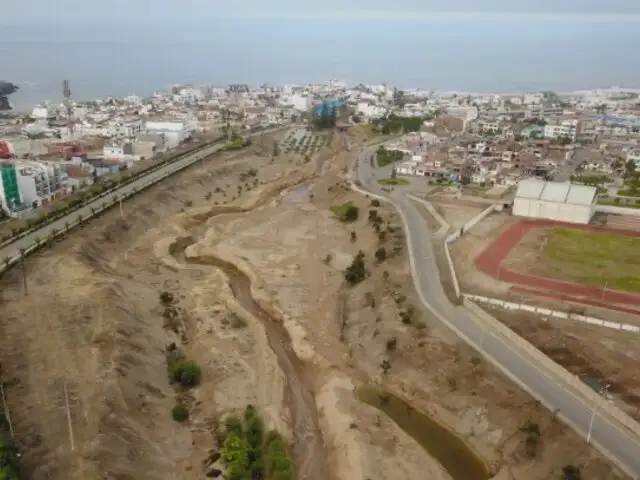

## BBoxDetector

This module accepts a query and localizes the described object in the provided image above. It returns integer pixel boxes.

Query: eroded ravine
[168,192,330,479]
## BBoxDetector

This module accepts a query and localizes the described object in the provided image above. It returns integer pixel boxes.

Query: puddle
[356,385,490,480]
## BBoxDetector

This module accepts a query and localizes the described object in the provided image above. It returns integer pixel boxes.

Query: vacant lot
[507,227,640,294]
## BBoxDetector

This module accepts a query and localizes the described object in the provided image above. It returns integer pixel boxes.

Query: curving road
[0,128,281,263]
[353,147,640,478]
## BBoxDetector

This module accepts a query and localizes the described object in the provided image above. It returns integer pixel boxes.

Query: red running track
[475,219,640,308]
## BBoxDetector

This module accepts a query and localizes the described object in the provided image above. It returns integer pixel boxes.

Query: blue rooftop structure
[313,99,344,116]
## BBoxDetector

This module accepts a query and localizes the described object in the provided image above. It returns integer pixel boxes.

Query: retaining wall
[464,298,640,440]
[596,204,640,216]
[442,203,499,297]
[464,294,640,333]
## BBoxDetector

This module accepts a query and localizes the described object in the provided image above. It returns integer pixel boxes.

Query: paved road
[553,146,586,183]
[354,149,640,478]
[0,128,281,263]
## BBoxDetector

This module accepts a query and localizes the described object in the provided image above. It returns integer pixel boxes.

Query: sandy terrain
[0,127,630,480]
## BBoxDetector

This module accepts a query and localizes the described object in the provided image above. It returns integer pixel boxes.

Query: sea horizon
[2,16,640,109]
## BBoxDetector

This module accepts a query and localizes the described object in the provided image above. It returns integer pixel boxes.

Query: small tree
[344,251,366,285]
[172,403,189,422]
[375,247,387,263]
[170,359,202,388]
[561,465,581,480]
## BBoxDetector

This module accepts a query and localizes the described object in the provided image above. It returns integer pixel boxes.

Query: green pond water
[356,385,490,480]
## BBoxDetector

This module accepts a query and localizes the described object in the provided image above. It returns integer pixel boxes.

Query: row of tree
[373,114,432,135]
[2,138,221,244]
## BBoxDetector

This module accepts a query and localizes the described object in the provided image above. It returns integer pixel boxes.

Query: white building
[513,179,597,224]
[626,150,640,167]
[145,121,191,149]
[15,161,69,207]
[544,119,579,141]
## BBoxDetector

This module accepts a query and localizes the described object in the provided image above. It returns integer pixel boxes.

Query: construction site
[0,126,631,480]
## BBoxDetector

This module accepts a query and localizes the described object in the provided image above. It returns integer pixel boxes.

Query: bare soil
[483,306,640,420]
[0,128,629,480]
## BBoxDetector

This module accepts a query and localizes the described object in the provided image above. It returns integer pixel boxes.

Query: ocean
[2,16,640,109]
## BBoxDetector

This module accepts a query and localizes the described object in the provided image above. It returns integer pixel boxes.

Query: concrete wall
[464,294,640,333]
[596,204,640,217]
[464,298,640,440]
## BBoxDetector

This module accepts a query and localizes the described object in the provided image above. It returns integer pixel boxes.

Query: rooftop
[515,179,597,206]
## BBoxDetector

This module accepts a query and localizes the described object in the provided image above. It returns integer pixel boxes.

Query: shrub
[331,202,359,222]
[170,359,202,387]
[386,337,397,351]
[224,415,244,438]
[562,465,581,480]
[344,251,366,285]
[374,247,387,263]
[159,291,174,304]
[172,403,189,422]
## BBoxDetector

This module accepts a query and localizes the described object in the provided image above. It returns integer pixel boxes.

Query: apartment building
[145,121,191,149]
[0,163,24,216]
[16,161,69,207]
[627,150,640,167]
[544,119,579,141]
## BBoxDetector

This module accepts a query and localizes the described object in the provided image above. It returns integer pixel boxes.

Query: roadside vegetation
[223,135,253,151]
[372,114,434,135]
[0,136,227,244]
[376,146,404,167]
[378,178,409,186]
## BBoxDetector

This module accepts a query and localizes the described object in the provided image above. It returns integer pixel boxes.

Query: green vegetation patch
[330,202,359,222]
[373,114,433,135]
[376,147,404,167]
[221,405,294,480]
[0,412,20,479]
[172,403,189,422]
[541,228,640,293]
[378,178,409,186]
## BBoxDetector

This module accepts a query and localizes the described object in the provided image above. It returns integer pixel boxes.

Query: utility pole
[0,380,14,438]
[63,382,75,451]
[587,383,610,445]
[20,250,27,295]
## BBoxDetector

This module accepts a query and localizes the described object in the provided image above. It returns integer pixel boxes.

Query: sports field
[475,220,640,313]
[541,228,640,293]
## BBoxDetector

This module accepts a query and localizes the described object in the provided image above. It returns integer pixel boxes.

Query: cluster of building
[2,80,640,218]
[381,87,640,189]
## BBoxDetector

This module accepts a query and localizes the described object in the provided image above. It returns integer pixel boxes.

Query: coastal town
[1,81,640,220]
[1,76,640,480]
[0,81,640,217]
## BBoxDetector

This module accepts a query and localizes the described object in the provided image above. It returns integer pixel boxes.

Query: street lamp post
[587,383,610,445]
[479,326,487,350]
